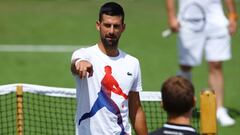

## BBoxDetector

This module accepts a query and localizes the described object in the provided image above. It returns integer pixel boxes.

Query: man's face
[97,14,125,49]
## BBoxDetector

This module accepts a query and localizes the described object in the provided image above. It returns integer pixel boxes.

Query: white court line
[0,44,88,52]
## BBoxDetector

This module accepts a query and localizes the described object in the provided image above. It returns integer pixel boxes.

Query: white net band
[0,83,161,101]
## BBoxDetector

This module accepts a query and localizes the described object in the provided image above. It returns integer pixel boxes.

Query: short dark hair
[99,2,125,23]
[161,76,195,115]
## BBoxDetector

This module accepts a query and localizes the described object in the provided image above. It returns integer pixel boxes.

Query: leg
[78,92,105,125]
[105,97,126,135]
[208,61,235,126]
[177,27,204,81]
[78,98,104,125]
[177,65,193,81]
[98,89,127,134]
[208,61,224,109]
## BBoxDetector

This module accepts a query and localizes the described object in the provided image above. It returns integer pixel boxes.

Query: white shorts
[178,27,231,66]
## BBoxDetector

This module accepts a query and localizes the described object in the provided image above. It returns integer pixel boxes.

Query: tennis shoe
[217,107,235,127]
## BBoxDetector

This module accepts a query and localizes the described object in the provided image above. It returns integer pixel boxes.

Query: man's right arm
[166,0,179,32]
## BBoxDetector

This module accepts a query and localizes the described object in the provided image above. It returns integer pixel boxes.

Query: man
[71,2,148,135]
[150,76,198,135]
[166,0,237,126]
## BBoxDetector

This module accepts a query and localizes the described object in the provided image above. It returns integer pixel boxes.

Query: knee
[209,62,222,71]
[180,65,192,72]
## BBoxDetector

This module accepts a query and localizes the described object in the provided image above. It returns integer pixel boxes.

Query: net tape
[0,83,161,100]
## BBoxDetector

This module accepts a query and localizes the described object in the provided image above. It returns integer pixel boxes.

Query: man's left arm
[129,91,148,135]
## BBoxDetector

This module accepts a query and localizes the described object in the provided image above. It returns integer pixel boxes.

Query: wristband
[229,12,238,21]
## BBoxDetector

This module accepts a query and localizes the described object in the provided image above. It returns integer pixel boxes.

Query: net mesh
[0,84,200,135]
[23,93,76,135]
[0,92,16,135]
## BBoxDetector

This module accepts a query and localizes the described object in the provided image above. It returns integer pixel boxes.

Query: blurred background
[0,0,239,134]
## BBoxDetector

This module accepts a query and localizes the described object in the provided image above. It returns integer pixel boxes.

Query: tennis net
[0,84,201,135]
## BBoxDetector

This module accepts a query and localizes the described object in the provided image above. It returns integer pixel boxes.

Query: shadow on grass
[227,107,240,119]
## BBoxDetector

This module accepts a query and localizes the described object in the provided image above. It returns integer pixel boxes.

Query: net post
[200,89,217,135]
[16,85,24,135]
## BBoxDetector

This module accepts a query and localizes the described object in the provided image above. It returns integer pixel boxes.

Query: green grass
[0,0,240,134]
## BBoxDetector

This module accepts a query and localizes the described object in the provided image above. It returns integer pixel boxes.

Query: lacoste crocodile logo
[127,72,132,76]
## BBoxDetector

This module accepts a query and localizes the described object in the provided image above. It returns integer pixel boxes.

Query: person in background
[71,2,148,135]
[166,0,237,126]
[150,76,198,135]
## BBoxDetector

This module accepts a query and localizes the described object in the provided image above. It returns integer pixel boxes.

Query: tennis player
[71,2,147,135]
[150,76,198,135]
[166,0,237,126]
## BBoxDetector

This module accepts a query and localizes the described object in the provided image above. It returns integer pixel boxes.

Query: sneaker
[217,107,235,127]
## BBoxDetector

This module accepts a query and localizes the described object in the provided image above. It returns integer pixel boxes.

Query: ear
[193,96,197,108]
[96,20,100,31]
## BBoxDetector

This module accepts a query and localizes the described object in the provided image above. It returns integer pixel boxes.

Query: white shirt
[71,44,142,135]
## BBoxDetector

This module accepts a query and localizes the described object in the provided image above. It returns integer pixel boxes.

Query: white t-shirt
[178,0,228,35]
[71,44,142,135]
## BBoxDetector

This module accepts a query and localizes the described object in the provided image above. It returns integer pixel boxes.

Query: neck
[98,42,119,57]
[167,111,192,125]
